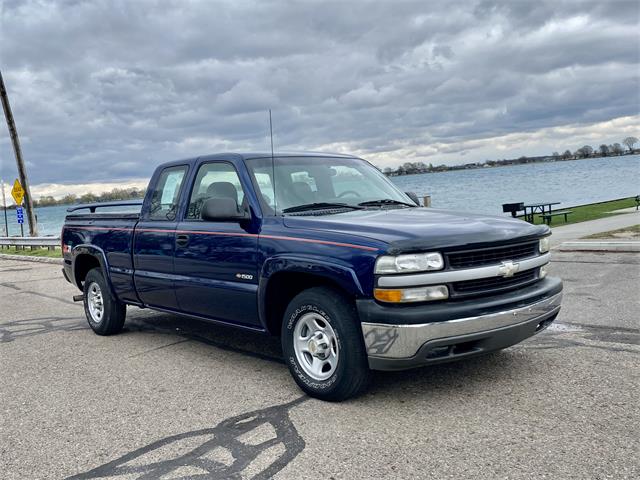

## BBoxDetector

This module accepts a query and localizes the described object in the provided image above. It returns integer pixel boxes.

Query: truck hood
[283,207,549,254]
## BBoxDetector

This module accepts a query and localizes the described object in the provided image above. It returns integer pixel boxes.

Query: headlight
[539,237,550,253]
[375,252,444,274]
[374,285,449,303]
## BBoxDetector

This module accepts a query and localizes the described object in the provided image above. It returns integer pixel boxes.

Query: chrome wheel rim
[87,282,104,324]
[293,312,339,381]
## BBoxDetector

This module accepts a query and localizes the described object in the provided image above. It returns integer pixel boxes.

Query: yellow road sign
[11,179,24,205]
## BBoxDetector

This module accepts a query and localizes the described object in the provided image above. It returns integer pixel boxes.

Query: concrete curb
[556,241,640,253]
[0,253,63,264]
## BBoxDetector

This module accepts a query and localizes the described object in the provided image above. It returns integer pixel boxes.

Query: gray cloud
[0,0,638,188]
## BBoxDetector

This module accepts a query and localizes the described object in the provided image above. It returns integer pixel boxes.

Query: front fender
[257,254,366,328]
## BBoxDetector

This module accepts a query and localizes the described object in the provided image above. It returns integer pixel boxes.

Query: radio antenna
[269,109,277,213]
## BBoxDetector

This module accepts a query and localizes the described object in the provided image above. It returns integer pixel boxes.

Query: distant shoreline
[1,151,638,210]
[383,150,639,177]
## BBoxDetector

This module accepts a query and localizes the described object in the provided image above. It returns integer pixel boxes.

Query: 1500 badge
[235,273,254,280]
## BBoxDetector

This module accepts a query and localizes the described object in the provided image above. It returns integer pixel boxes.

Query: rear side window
[186,162,245,219]
[148,166,187,221]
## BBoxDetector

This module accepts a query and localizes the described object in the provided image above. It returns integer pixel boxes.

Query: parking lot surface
[1,251,638,479]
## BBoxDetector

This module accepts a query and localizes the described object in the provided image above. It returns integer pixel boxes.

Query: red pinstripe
[64,225,378,252]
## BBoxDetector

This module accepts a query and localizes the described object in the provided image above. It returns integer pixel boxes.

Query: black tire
[83,267,126,335]
[281,287,372,401]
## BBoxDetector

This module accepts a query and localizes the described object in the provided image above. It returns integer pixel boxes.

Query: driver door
[173,161,260,327]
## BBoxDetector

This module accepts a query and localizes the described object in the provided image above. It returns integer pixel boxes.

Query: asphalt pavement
[1,251,638,479]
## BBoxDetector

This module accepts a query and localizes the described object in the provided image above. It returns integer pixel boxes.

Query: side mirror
[201,197,246,222]
[405,191,420,206]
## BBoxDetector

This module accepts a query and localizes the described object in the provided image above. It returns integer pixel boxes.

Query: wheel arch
[258,256,364,336]
[71,245,116,297]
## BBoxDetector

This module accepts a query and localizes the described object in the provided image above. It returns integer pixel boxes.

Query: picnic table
[523,202,560,223]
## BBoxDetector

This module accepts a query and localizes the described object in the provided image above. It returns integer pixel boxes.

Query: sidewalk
[608,206,639,214]
[549,210,640,247]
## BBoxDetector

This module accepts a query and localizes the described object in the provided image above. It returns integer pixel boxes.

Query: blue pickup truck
[62,152,562,401]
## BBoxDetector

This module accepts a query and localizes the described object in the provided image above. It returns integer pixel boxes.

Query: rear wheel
[281,287,372,401]
[83,267,126,335]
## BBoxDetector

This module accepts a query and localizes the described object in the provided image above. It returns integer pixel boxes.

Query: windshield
[245,156,414,214]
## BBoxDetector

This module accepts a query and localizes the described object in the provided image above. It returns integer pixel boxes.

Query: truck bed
[62,206,141,304]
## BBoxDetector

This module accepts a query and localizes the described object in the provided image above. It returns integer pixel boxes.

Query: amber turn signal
[374,289,404,303]
[374,285,449,303]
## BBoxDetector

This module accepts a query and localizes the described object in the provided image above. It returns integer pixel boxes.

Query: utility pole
[0,70,38,236]
[1,179,8,237]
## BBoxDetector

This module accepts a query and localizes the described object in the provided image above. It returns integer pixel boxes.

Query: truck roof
[157,151,359,169]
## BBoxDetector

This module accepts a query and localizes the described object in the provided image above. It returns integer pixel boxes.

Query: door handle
[176,234,189,247]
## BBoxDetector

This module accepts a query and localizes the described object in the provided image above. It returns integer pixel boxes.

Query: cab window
[186,162,245,219]
[148,166,187,221]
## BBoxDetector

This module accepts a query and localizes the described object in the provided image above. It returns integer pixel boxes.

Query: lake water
[2,155,639,237]
[393,154,640,212]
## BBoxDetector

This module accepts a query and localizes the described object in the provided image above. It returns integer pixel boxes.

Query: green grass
[585,224,640,239]
[521,197,638,227]
[0,246,62,258]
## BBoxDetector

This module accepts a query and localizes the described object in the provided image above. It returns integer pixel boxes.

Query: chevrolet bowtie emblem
[498,260,520,278]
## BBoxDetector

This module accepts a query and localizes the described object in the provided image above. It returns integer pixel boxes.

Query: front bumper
[359,277,562,370]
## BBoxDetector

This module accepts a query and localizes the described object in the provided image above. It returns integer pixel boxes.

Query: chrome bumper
[361,291,562,366]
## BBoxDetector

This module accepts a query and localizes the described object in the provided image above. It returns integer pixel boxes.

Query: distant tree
[562,150,572,160]
[552,152,560,160]
[79,192,98,203]
[383,167,393,175]
[61,194,78,205]
[623,136,638,152]
[575,145,593,158]
[598,144,609,157]
[415,162,428,173]
[402,162,419,174]
[396,165,406,175]
[37,195,57,207]
[611,143,624,155]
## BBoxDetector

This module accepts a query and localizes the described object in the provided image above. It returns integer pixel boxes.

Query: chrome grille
[446,241,538,269]
[451,269,538,298]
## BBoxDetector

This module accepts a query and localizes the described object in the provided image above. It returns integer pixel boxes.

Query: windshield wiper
[358,199,417,208]
[282,202,364,213]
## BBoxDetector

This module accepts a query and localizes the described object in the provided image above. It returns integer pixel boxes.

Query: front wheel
[83,267,126,335]
[281,287,372,401]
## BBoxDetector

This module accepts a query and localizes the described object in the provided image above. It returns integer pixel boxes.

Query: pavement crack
[2,276,63,284]
[530,324,640,354]
[128,338,191,358]
[560,321,640,334]
[551,259,640,265]
[0,316,86,343]
[1,283,77,305]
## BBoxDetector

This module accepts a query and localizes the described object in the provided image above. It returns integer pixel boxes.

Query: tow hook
[72,294,83,302]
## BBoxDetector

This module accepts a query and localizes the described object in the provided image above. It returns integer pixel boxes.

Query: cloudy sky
[0,0,639,198]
